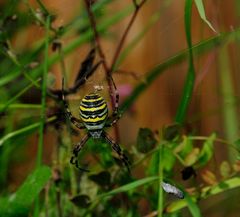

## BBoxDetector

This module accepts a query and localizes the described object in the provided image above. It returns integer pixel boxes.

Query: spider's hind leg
[70,134,90,172]
[102,131,131,174]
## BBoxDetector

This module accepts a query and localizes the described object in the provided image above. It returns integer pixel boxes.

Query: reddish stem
[110,0,148,71]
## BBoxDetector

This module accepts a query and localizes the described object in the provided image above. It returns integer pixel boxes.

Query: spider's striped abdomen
[79,93,108,131]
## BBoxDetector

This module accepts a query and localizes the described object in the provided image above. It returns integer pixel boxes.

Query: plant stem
[218,45,239,162]
[0,78,41,113]
[36,15,50,167]
[0,116,56,147]
[34,15,50,217]
[0,104,42,109]
[36,0,49,16]
[157,143,163,217]
[110,0,148,71]
[175,0,195,124]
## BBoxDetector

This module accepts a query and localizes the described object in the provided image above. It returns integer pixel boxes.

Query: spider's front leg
[106,76,122,127]
[70,133,90,172]
[62,78,85,130]
[102,131,131,173]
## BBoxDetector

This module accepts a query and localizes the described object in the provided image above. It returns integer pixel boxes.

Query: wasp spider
[62,78,131,173]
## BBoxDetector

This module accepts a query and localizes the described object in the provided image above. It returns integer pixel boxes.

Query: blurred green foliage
[0,0,240,217]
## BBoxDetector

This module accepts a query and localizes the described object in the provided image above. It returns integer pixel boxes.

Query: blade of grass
[0,78,41,113]
[184,192,202,217]
[0,116,56,146]
[158,144,164,217]
[120,27,240,114]
[0,165,51,217]
[83,176,159,216]
[194,0,216,32]
[218,45,239,162]
[99,176,159,198]
[36,16,50,167]
[34,15,50,217]
[175,0,195,124]
[36,0,50,16]
[0,104,41,109]
[0,112,14,186]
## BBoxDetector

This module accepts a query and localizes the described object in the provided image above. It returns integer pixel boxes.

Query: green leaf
[0,165,51,217]
[184,148,200,166]
[194,0,216,32]
[175,0,195,124]
[174,136,193,158]
[197,133,216,167]
[184,192,202,217]
[220,161,231,178]
[148,152,160,176]
[162,147,176,172]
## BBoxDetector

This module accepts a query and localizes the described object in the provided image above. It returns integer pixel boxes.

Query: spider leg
[70,133,90,172]
[105,76,121,127]
[62,78,85,130]
[70,60,103,92]
[102,131,131,174]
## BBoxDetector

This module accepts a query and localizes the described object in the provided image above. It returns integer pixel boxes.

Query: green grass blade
[0,165,51,217]
[175,0,195,124]
[0,79,41,113]
[0,116,56,147]
[34,16,50,217]
[184,192,202,217]
[0,104,41,109]
[194,0,216,32]
[219,45,239,162]
[158,144,164,217]
[36,16,50,167]
[99,176,159,198]
[83,176,159,216]
[120,28,240,114]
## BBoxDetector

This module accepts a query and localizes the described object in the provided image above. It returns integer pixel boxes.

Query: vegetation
[0,0,240,216]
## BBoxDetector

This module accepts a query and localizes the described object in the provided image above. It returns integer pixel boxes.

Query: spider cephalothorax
[62,79,131,173]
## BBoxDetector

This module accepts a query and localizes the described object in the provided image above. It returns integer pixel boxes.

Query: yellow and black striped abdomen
[79,93,108,130]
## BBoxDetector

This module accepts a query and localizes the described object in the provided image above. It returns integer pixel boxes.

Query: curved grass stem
[34,15,50,217]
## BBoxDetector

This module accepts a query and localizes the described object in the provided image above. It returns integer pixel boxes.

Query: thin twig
[110,0,148,71]
[34,15,50,217]
[83,0,109,73]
